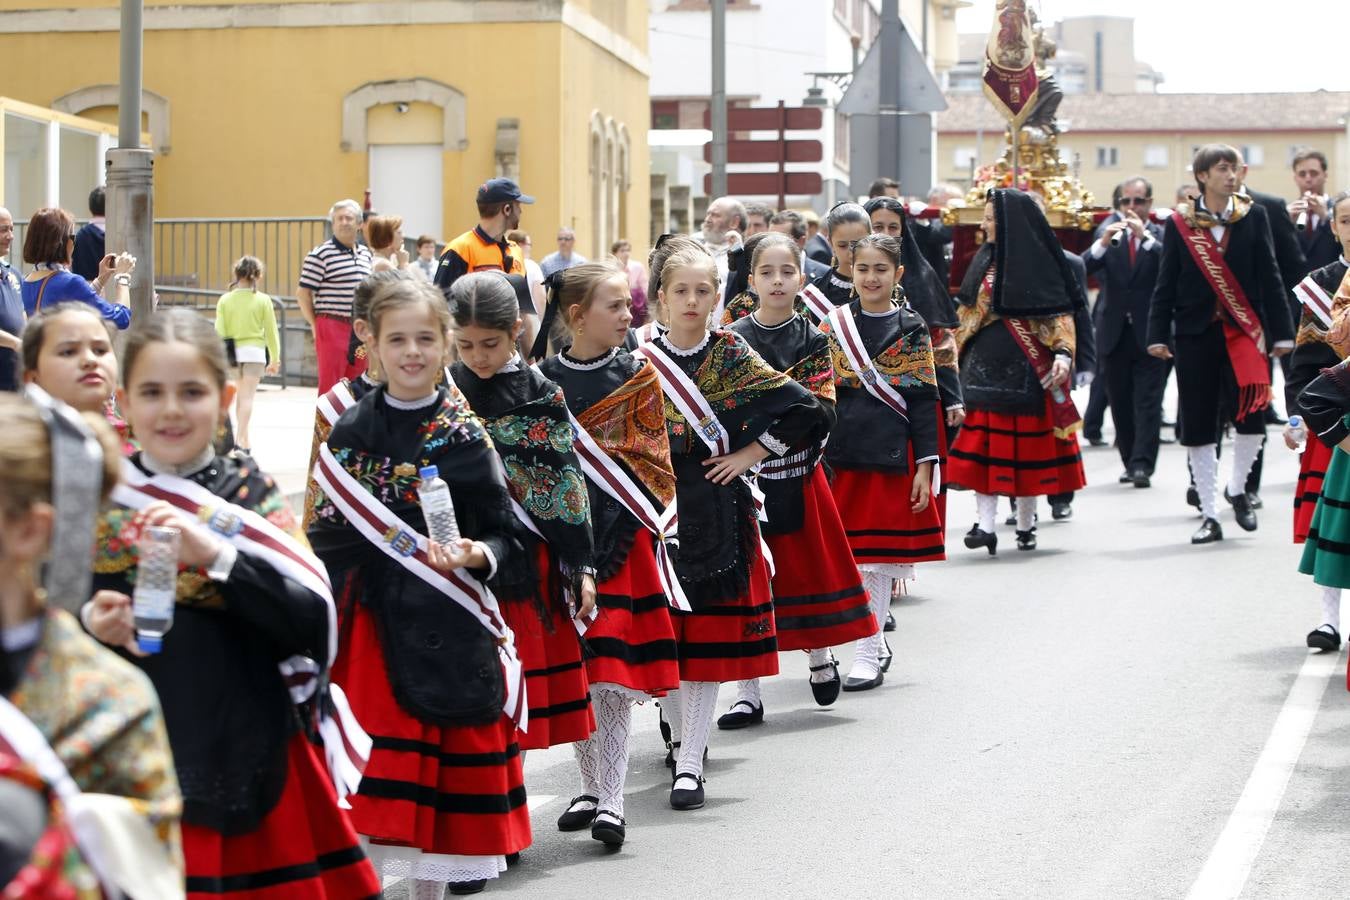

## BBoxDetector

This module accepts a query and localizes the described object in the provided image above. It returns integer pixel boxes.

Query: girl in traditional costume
[715,233,872,726]
[1288,191,1350,651]
[948,189,1087,554]
[448,273,597,756]
[86,309,380,899]
[819,234,942,691]
[536,261,682,847]
[1297,359,1350,663]
[0,390,182,897]
[639,244,828,810]
[798,202,872,321]
[308,279,529,897]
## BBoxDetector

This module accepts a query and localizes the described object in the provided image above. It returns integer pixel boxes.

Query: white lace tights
[675,681,718,780]
[573,688,635,817]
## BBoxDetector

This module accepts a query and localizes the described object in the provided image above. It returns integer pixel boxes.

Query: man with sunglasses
[1085,177,1166,488]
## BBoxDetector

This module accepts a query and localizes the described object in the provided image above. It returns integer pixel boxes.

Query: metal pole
[879,0,901,183]
[710,0,728,198]
[107,0,154,321]
[777,100,787,211]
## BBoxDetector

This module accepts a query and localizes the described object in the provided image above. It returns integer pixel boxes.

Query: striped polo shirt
[299,236,373,319]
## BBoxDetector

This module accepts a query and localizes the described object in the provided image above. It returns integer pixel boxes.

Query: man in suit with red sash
[1147,144,1295,544]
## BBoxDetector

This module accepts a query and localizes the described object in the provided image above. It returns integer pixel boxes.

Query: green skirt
[1300,446,1350,587]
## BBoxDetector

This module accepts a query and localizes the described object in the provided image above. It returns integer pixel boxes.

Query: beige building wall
[937,130,1350,206]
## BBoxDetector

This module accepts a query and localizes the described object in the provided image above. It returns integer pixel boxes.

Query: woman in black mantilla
[308,279,530,897]
[948,188,1087,554]
[645,243,829,812]
[449,272,597,755]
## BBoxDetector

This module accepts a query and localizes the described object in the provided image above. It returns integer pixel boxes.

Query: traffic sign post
[701,101,824,209]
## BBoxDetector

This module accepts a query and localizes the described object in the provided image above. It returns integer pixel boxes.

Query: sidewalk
[243,383,319,505]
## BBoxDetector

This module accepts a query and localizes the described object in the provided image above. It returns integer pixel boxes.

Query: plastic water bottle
[133,525,180,654]
[1289,415,1308,455]
[418,465,461,546]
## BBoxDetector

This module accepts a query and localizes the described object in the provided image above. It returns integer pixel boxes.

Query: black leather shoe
[878,637,893,673]
[557,794,598,831]
[670,772,705,811]
[1225,488,1258,532]
[1191,517,1223,544]
[1015,528,1037,551]
[1050,501,1073,520]
[1119,471,1133,484]
[884,609,896,631]
[963,525,998,556]
[1085,433,1107,447]
[1004,512,1017,526]
[450,880,487,896]
[716,700,764,730]
[841,670,883,692]
[1307,626,1341,652]
[591,811,626,846]
[1131,469,1151,489]
[1247,491,1263,510]
[808,653,841,706]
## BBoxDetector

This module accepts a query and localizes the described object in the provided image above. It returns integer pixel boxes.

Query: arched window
[51,86,171,155]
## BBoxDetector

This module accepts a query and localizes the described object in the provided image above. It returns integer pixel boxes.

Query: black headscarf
[956,189,1080,317]
[864,197,958,329]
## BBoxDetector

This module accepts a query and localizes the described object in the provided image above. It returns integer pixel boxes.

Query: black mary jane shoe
[449,880,487,896]
[963,524,998,556]
[884,609,896,632]
[505,852,520,866]
[1307,625,1342,652]
[591,810,627,846]
[878,637,894,673]
[716,699,765,730]
[670,772,706,811]
[1191,517,1223,544]
[1224,488,1258,532]
[556,794,599,831]
[808,653,842,706]
[1015,529,1037,551]
[841,669,884,692]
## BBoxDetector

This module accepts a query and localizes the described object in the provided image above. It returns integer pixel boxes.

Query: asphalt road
[469,434,1346,900]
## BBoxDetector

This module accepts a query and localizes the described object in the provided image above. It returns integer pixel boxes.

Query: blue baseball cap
[477,177,535,205]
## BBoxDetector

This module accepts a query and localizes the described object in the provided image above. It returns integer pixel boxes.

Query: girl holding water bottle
[307,278,530,897]
[1284,190,1350,650]
[85,308,381,899]
[448,272,598,756]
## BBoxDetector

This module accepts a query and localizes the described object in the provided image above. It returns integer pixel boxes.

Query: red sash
[1000,317,1082,439]
[1171,210,1271,419]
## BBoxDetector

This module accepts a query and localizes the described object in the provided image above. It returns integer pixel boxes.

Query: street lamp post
[107,0,155,321]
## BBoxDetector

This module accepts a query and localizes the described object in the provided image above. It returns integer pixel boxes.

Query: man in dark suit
[1148,144,1295,544]
[1084,176,1167,487]
[1289,148,1339,270]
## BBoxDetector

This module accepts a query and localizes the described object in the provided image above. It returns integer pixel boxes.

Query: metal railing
[10,216,330,386]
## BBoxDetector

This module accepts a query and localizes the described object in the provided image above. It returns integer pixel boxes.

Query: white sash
[316,380,359,429]
[1294,274,1335,329]
[632,339,775,575]
[534,365,690,612]
[826,304,910,422]
[634,322,663,345]
[312,444,528,730]
[112,462,370,804]
[799,283,836,321]
[634,340,732,456]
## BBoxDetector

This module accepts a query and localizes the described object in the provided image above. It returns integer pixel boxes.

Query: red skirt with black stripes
[670,540,778,683]
[766,465,875,650]
[947,402,1087,497]
[1295,436,1333,544]
[586,535,681,694]
[183,734,381,900]
[500,544,595,750]
[830,463,947,568]
[331,603,531,859]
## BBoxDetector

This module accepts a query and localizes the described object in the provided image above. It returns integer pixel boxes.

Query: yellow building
[0,0,651,261]
[937,91,1350,205]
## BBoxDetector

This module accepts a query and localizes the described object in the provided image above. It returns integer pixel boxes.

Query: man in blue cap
[434,177,535,296]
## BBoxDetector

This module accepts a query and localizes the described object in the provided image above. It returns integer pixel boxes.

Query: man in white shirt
[540,227,587,278]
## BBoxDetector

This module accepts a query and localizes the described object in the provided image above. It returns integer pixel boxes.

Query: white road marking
[527,793,558,812]
[1186,649,1341,900]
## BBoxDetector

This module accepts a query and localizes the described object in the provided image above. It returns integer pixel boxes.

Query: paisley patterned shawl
[784,339,837,404]
[820,306,939,393]
[954,267,1076,357]
[11,608,182,867]
[474,376,594,569]
[575,359,676,507]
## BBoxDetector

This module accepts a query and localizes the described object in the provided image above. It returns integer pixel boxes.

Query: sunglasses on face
[1120,197,1151,207]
